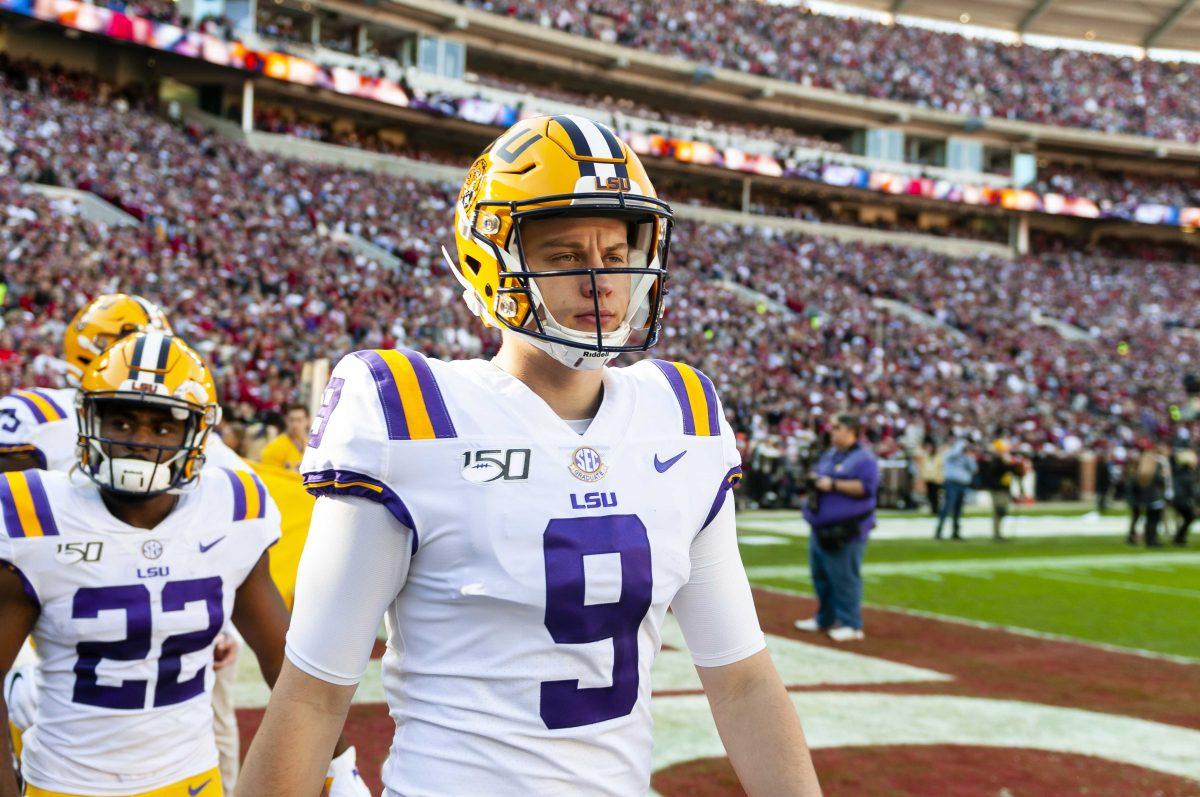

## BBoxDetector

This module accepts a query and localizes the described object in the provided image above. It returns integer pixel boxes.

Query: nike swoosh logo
[188,780,212,796]
[654,451,687,473]
[199,536,226,554]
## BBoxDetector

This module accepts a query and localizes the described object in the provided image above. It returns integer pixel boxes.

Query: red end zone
[238,588,1200,794]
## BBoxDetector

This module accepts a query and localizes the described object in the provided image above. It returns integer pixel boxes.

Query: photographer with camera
[793,414,880,642]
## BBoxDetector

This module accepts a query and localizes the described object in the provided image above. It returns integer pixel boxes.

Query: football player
[0,294,251,795]
[239,115,821,795]
[0,332,369,797]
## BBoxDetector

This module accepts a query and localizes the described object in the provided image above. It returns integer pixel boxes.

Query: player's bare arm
[698,650,823,796]
[235,660,357,797]
[0,566,37,797]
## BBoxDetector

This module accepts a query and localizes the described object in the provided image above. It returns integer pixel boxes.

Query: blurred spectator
[977,439,1022,541]
[1171,448,1196,546]
[1127,439,1172,547]
[258,403,309,470]
[935,436,976,540]
[918,437,944,516]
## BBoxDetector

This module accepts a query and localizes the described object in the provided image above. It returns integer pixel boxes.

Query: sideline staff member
[794,413,879,641]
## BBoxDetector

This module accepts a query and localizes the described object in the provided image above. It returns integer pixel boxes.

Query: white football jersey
[299,349,753,796]
[0,467,280,794]
[0,385,244,473]
[0,387,78,472]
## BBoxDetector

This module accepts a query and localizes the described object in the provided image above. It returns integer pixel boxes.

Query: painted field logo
[569,446,608,482]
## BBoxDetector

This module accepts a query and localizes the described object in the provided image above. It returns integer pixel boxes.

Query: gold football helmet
[76,331,220,495]
[446,115,673,369]
[63,294,173,382]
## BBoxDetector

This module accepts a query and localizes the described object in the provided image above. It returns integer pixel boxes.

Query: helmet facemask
[459,195,672,370]
[77,395,211,497]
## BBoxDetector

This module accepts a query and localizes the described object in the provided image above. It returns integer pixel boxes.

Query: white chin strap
[92,455,177,494]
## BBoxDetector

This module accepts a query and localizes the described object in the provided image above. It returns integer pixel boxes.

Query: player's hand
[327,746,372,797]
[212,632,239,671]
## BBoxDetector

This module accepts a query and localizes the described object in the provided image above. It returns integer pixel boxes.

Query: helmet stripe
[131,295,155,319]
[553,115,593,157]
[593,121,625,159]
[551,116,597,178]
[154,334,172,379]
[567,115,615,159]
[130,335,147,375]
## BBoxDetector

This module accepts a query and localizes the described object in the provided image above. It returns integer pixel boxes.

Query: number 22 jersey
[0,468,280,795]
[292,350,765,796]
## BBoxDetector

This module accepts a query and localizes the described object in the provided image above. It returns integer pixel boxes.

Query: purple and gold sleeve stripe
[303,469,418,555]
[700,466,744,532]
[652,360,720,437]
[0,445,47,470]
[0,471,59,538]
[354,349,456,441]
[223,468,268,521]
[11,390,67,424]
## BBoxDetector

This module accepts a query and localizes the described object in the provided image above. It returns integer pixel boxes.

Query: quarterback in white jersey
[239,116,822,796]
[0,333,368,797]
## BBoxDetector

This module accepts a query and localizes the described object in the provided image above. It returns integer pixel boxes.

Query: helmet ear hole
[465,256,482,276]
[484,284,494,298]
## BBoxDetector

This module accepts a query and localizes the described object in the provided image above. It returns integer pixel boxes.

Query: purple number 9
[541,515,653,729]
[307,377,345,449]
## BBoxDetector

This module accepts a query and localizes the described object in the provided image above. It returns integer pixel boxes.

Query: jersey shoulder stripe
[352,349,456,441]
[11,389,67,424]
[222,468,267,521]
[650,360,720,437]
[0,471,59,538]
[302,468,418,553]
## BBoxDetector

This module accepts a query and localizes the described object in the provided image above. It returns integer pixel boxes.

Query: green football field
[737,511,1200,660]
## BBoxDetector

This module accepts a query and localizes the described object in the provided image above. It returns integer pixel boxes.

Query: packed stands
[2,57,1197,461]
[462,1,1200,142]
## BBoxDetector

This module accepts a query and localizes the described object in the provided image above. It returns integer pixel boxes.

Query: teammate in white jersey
[239,115,822,796]
[0,295,267,794]
[0,333,368,797]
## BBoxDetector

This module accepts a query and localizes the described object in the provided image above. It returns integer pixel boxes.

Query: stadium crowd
[464,0,1200,143]
[2,57,1197,480]
[75,0,1200,212]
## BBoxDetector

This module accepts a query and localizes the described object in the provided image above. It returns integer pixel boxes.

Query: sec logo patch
[569,446,608,483]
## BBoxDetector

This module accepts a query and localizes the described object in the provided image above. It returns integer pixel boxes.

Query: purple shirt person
[796,413,879,641]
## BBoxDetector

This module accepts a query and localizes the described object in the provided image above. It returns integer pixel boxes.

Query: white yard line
[739,512,1130,540]
[1031,571,1200,600]
[747,551,1200,581]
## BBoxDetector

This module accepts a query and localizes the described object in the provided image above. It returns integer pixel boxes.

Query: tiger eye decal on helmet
[76,331,220,497]
[444,115,674,371]
[62,294,173,383]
